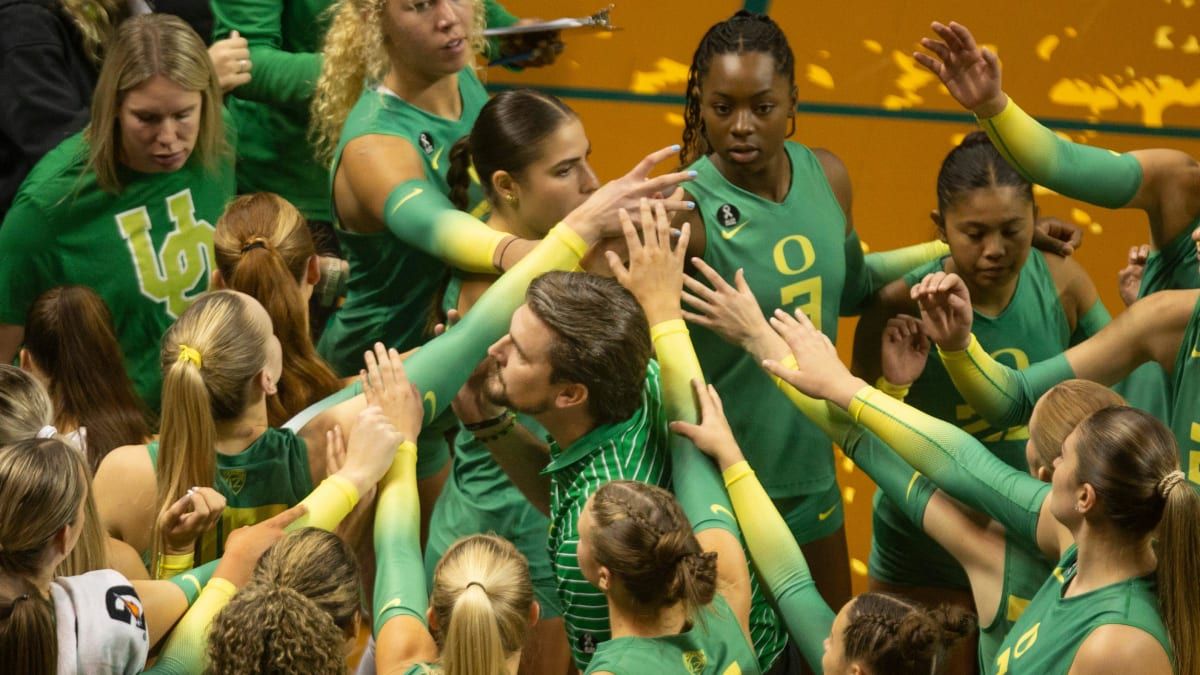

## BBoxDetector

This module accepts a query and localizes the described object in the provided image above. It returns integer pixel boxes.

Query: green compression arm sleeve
[938,334,1076,429]
[723,462,834,672]
[372,441,424,636]
[210,0,321,105]
[978,98,1143,209]
[164,560,220,606]
[1071,300,1112,345]
[652,320,739,536]
[283,224,588,432]
[864,240,951,290]
[847,386,1050,547]
[383,179,509,274]
[142,578,238,674]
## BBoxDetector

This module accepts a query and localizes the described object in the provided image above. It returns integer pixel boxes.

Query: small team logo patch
[418,132,435,156]
[682,649,708,673]
[220,469,247,496]
[577,631,597,654]
[716,203,741,228]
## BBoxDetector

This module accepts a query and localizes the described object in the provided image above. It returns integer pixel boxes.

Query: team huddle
[0,2,1198,674]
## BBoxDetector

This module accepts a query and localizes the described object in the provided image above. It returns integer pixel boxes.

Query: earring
[505,193,518,206]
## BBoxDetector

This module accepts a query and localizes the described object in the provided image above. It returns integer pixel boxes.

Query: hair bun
[957,130,994,149]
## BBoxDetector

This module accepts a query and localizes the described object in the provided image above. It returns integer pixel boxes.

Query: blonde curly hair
[59,0,127,64]
[309,0,486,165]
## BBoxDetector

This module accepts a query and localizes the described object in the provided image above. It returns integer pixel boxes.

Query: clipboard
[483,4,616,37]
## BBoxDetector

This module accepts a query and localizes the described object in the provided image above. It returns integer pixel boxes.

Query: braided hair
[842,592,976,674]
[681,11,796,167]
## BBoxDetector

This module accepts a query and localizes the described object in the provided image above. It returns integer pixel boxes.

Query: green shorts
[773,479,844,546]
[868,489,969,590]
[423,470,561,619]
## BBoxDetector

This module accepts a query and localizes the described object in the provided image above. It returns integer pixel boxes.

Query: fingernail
[670,144,681,151]
[687,170,698,178]
[685,201,695,210]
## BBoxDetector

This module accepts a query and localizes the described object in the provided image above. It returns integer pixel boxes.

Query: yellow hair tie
[177,344,203,369]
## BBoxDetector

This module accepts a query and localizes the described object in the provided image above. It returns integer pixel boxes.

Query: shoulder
[1071,624,1172,674]
[14,133,90,206]
[809,146,852,224]
[95,444,156,490]
[341,133,422,176]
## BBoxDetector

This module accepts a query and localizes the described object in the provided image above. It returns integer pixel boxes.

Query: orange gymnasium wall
[488,0,1200,596]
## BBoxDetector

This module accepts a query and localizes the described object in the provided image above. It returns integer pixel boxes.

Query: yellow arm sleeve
[141,578,238,674]
[937,334,1074,429]
[284,474,360,533]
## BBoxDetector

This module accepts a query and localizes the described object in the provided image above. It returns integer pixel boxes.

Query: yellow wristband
[649,319,688,343]
[548,223,588,260]
[722,460,754,489]
[875,376,911,401]
[156,552,195,579]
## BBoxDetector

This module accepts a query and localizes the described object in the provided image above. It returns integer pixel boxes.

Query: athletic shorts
[423,471,561,619]
[773,479,844,546]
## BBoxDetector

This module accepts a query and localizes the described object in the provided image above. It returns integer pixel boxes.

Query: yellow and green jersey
[871,250,1070,589]
[989,545,1169,674]
[686,141,854,507]
[584,594,761,675]
[145,427,312,563]
[977,534,1053,671]
[1173,292,1200,482]
[0,130,234,411]
[317,68,489,375]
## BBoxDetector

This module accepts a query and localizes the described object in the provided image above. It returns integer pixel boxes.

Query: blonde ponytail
[443,583,509,675]
[1156,477,1200,675]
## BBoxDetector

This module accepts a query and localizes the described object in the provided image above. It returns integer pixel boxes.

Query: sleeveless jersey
[1139,215,1200,297]
[989,545,1169,674]
[1172,292,1200,482]
[317,67,489,375]
[872,250,1070,588]
[146,427,312,562]
[977,534,1054,670]
[0,130,233,410]
[585,594,761,675]
[686,141,849,499]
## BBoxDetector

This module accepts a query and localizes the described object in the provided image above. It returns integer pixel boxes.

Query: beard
[484,362,553,416]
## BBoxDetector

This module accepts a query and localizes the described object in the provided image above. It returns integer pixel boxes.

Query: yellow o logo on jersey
[772,235,817,276]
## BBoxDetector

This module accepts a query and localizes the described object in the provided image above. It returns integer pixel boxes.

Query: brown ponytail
[431,535,534,675]
[1073,406,1200,675]
[446,136,474,211]
[589,480,718,618]
[152,292,269,565]
[25,286,151,471]
[214,194,341,426]
[843,592,976,674]
[0,576,55,675]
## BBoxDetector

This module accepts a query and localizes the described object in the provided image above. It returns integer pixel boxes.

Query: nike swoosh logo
[379,598,405,614]
[389,187,423,216]
[1192,347,1200,359]
[424,390,437,418]
[719,219,751,240]
[431,146,444,171]
[710,504,734,519]
[818,504,839,521]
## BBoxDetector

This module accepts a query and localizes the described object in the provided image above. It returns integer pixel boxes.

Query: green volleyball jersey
[1139,215,1200,296]
[686,141,850,499]
[1173,292,1200,482]
[990,545,1169,674]
[585,594,761,675]
[317,68,489,375]
[213,0,334,221]
[873,250,1071,588]
[0,132,233,411]
[146,428,313,562]
[545,362,786,672]
[977,534,1054,671]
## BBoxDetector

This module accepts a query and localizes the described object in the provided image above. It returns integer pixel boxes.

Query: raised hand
[158,487,226,555]
[762,308,865,408]
[1118,244,1150,307]
[1033,216,1083,257]
[361,342,423,441]
[669,379,745,472]
[681,260,788,362]
[913,21,1006,117]
[335,406,405,496]
[909,272,974,351]
[215,503,308,587]
[607,198,692,325]
[563,146,695,242]
[881,315,931,387]
[207,31,251,93]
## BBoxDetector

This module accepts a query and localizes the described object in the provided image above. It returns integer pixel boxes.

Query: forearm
[722,462,833,672]
[769,356,859,448]
[938,334,1074,428]
[373,442,425,636]
[141,578,238,674]
[284,474,361,532]
[840,428,937,529]
[383,180,510,273]
[864,240,951,289]
[479,422,552,515]
[1072,300,1112,345]
[847,386,1049,546]
[210,0,322,104]
[978,97,1142,209]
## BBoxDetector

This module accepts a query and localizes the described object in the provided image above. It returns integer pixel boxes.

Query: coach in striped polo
[454,268,788,673]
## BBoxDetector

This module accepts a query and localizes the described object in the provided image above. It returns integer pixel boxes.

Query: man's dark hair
[525,272,651,425]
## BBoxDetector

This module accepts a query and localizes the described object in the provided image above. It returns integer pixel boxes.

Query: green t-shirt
[544,362,786,672]
[977,534,1054,671]
[317,69,489,375]
[873,250,1071,588]
[989,545,1169,674]
[685,141,851,499]
[0,132,234,410]
[585,594,760,675]
[146,427,312,563]
[1172,291,1200,482]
